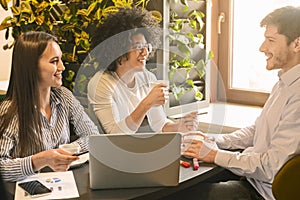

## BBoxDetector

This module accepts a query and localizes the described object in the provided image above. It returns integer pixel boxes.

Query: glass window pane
[231,0,300,93]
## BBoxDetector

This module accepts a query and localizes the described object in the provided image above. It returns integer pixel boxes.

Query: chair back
[272,155,300,200]
[0,90,6,102]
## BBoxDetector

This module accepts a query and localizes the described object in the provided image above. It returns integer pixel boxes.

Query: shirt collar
[278,64,300,87]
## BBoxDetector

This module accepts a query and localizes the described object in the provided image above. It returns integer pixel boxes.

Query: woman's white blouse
[88,70,170,134]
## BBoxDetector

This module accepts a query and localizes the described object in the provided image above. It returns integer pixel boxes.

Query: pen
[197,112,208,115]
[171,111,208,120]
[193,158,199,170]
[73,151,89,156]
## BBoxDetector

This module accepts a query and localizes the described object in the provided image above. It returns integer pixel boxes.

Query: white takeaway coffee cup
[59,143,81,154]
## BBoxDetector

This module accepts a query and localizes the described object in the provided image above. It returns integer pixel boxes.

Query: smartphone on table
[18,180,52,197]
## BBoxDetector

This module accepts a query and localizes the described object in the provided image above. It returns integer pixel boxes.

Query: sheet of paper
[14,171,79,200]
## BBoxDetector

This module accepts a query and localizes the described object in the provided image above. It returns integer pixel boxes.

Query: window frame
[214,0,269,107]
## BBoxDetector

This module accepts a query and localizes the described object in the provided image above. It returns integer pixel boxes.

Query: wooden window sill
[198,102,262,133]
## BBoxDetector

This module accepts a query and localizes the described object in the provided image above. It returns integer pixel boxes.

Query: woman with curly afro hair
[87,6,198,134]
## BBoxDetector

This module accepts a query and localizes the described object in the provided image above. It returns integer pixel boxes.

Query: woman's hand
[162,112,198,133]
[32,148,79,172]
[177,112,198,132]
[143,83,169,107]
[126,83,169,131]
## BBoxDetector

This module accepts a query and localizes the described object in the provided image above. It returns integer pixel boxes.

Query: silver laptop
[89,132,181,189]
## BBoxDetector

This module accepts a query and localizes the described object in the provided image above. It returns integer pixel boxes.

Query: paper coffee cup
[59,143,81,154]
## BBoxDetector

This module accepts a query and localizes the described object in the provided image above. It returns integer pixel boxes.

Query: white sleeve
[88,72,135,134]
[215,97,300,183]
[216,124,256,150]
[147,106,172,132]
[143,70,171,132]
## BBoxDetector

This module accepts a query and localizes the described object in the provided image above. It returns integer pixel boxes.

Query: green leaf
[113,0,133,8]
[65,70,75,81]
[195,59,206,78]
[0,16,13,31]
[180,0,188,7]
[28,13,35,24]
[86,2,98,16]
[208,50,214,59]
[76,9,89,16]
[101,6,119,17]
[195,90,203,100]
[35,15,45,25]
[81,39,90,51]
[169,68,175,81]
[95,7,103,20]
[150,10,162,23]
[190,20,197,29]
[49,0,61,7]
[20,1,32,13]
[36,1,49,13]
[177,43,190,57]
[183,6,189,13]
[61,24,75,31]
[186,79,194,87]
[0,0,8,10]
[171,84,185,100]
[11,6,20,15]
[174,33,189,45]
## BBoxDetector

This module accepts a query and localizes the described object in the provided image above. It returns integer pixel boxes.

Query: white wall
[0,7,13,81]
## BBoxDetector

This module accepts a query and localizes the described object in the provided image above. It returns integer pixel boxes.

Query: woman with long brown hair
[0,31,99,182]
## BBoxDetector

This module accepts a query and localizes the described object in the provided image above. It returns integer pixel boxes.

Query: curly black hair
[90,6,162,71]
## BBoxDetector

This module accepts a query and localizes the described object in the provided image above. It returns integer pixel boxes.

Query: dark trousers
[160,169,264,200]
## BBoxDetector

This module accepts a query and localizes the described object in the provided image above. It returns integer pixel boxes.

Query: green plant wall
[0,0,161,95]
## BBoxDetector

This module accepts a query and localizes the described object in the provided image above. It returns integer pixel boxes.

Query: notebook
[89,132,181,189]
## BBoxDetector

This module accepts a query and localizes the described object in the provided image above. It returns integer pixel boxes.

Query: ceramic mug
[150,80,169,89]
[150,80,169,104]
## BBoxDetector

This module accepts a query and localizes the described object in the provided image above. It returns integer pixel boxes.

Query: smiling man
[171,6,300,200]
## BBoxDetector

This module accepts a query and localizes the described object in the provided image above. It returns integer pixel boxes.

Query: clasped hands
[181,131,218,163]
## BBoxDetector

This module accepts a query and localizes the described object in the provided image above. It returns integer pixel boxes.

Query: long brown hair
[0,31,58,157]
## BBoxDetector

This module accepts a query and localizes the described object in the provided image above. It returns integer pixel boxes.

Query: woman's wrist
[162,121,178,132]
[140,98,153,111]
[31,152,46,172]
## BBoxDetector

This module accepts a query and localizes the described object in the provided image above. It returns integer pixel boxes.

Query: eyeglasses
[131,43,153,53]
